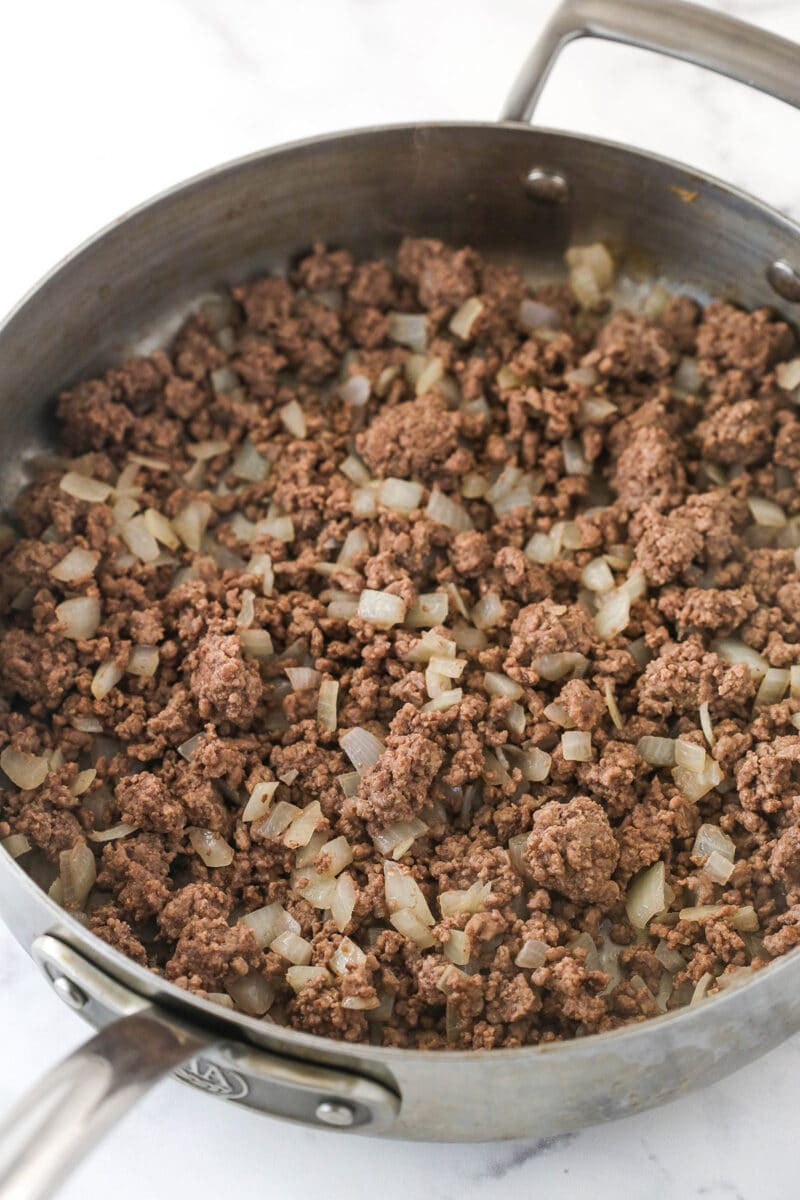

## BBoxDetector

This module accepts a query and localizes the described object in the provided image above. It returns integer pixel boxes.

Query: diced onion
[471,591,504,631]
[406,592,449,628]
[247,553,275,597]
[515,938,548,969]
[445,929,470,965]
[60,472,113,503]
[415,357,444,396]
[50,547,100,583]
[87,822,138,843]
[231,440,269,482]
[143,508,179,551]
[340,727,384,774]
[776,357,800,391]
[421,688,462,713]
[562,438,592,476]
[339,453,371,485]
[604,681,623,730]
[626,861,670,929]
[279,399,307,438]
[388,312,427,352]
[337,771,360,798]
[225,973,274,1016]
[594,589,630,640]
[637,736,675,767]
[285,667,321,692]
[484,672,524,700]
[703,850,735,884]
[2,833,32,859]
[672,757,724,801]
[187,439,230,461]
[439,880,491,917]
[389,908,436,949]
[544,702,572,728]
[532,652,587,682]
[449,297,484,340]
[284,801,323,849]
[59,842,96,908]
[317,679,339,732]
[384,861,434,924]
[286,965,331,993]
[210,365,239,395]
[581,557,615,593]
[711,638,769,678]
[239,629,274,658]
[561,731,593,762]
[674,739,707,773]
[242,902,299,949]
[242,781,279,823]
[91,661,124,700]
[56,596,101,640]
[331,873,357,932]
[699,700,714,748]
[372,818,428,860]
[509,745,551,782]
[748,496,786,528]
[178,734,202,762]
[172,500,212,553]
[253,801,301,839]
[378,477,424,513]
[755,667,789,707]
[693,823,735,863]
[518,298,560,332]
[0,747,49,790]
[425,487,473,532]
[271,930,313,965]
[357,588,406,628]
[189,827,234,867]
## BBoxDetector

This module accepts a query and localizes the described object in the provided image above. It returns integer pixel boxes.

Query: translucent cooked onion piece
[449,296,484,340]
[404,630,456,662]
[328,936,366,978]
[415,357,444,396]
[518,298,560,332]
[283,800,323,849]
[594,589,630,640]
[484,672,524,700]
[711,638,769,678]
[699,700,714,747]
[388,312,427,352]
[776,357,800,391]
[285,667,321,692]
[561,731,593,762]
[1,747,50,790]
[91,661,124,700]
[378,477,423,513]
[421,688,462,713]
[56,596,101,640]
[271,930,313,965]
[581,557,615,593]
[1,833,32,859]
[172,500,212,553]
[471,591,504,631]
[425,487,473,531]
[50,547,100,583]
[87,822,138,843]
[339,374,371,407]
[444,929,470,966]
[406,592,449,628]
[747,496,786,528]
[357,589,406,628]
[637,735,676,767]
[626,861,671,929]
[279,399,307,438]
[188,827,234,868]
[693,823,735,863]
[317,679,339,732]
[506,745,551,783]
[60,472,113,503]
[372,818,428,860]
[331,872,357,932]
[439,880,491,917]
[317,836,354,877]
[242,781,279,823]
[187,439,230,461]
[239,629,274,659]
[384,861,434,925]
[225,973,274,1016]
[672,757,723,801]
[231,440,269,482]
[532,652,587,682]
[755,667,789,706]
[703,850,735,884]
[241,902,299,948]
[339,727,384,774]
[286,965,331,993]
[674,739,707,773]
[389,908,436,949]
[515,938,548,969]
[59,842,96,908]
[604,681,623,730]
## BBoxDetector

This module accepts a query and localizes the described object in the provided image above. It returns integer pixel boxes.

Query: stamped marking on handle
[174,1057,249,1101]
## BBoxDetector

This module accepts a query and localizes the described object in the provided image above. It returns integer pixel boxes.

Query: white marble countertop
[2,0,800,1196]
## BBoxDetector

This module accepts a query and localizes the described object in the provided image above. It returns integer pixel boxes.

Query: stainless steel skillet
[1,1,800,1194]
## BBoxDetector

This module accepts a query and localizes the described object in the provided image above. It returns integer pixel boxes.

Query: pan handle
[501,0,800,123]
[0,1011,206,1200]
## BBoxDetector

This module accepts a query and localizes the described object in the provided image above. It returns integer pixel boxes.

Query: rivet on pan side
[51,975,88,1011]
[315,1099,356,1127]
[767,259,800,302]
[523,168,569,204]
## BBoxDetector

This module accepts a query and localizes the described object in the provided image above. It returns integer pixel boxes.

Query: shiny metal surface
[0,0,800,1185]
[501,0,800,124]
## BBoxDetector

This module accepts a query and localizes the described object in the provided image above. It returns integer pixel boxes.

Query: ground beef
[2,238,798,1051]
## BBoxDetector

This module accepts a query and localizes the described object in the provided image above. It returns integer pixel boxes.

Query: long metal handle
[0,1013,205,1200]
[501,0,800,123]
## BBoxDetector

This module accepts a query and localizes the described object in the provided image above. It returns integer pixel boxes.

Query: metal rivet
[52,975,88,1011]
[315,1100,356,1128]
[767,259,800,303]
[523,167,569,204]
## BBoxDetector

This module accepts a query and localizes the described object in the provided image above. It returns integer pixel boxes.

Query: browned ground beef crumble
[2,237,800,1049]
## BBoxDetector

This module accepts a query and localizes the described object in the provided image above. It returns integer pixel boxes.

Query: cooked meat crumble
[1,237,800,1049]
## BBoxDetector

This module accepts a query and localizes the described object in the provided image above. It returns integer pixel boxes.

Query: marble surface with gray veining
[1,1,800,1196]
